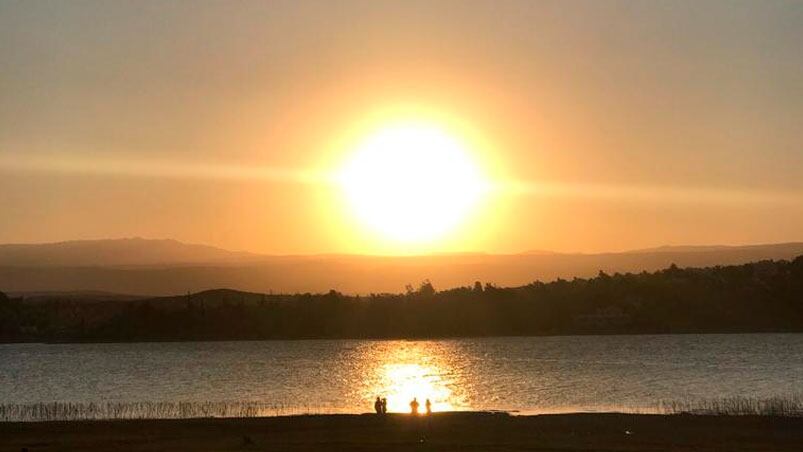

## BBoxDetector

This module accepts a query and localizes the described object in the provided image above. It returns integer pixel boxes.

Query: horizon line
[1,236,802,258]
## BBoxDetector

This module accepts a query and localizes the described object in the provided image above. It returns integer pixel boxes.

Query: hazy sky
[1,0,802,254]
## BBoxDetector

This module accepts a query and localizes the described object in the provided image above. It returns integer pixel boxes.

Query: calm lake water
[1,334,801,418]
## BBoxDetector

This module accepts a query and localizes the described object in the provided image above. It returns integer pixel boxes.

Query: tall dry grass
[2,396,802,422]
[0,401,339,422]
[659,395,803,416]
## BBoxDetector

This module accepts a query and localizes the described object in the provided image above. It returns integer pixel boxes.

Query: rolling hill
[0,239,802,296]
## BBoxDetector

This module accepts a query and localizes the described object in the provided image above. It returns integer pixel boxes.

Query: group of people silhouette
[374,396,432,415]
[373,397,388,414]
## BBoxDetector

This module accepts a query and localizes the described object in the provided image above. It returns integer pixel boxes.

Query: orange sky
[1,0,802,254]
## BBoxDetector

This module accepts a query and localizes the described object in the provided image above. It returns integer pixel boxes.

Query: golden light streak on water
[354,341,470,414]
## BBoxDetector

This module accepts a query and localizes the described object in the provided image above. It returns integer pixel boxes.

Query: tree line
[1,256,802,342]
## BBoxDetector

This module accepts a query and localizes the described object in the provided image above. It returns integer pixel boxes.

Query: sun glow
[381,363,454,413]
[337,122,488,244]
[357,341,468,414]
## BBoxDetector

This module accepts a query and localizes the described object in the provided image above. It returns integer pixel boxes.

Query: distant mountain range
[0,238,257,267]
[1,238,802,296]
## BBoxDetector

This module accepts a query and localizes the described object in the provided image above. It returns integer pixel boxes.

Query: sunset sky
[1,0,801,255]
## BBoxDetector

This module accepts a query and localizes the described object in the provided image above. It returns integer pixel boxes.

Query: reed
[0,400,341,422]
[659,395,803,417]
[3,396,802,422]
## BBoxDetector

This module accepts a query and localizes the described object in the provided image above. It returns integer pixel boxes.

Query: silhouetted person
[374,397,382,414]
[425,398,432,415]
[410,397,419,415]
[381,397,388,414]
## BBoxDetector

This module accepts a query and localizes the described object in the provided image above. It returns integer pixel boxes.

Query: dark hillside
[1,257,801,342]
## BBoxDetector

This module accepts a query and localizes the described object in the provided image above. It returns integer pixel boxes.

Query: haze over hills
[0,238,802,296]
[0,238,258,267]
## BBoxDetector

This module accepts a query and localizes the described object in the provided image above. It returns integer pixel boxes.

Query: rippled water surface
[1,334,801,415]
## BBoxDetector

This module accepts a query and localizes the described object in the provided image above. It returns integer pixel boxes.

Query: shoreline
[3,330,802,346]
[2,412,802,451]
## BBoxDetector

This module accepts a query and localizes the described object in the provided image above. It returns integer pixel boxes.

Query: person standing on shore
[410,398,419,415]
[374,397,382,414]
[381,397,388,414]
[425,398,432,415]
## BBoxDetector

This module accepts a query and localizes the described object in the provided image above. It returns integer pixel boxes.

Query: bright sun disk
[338,123,487,243]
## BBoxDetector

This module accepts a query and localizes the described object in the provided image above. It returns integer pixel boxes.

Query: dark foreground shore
[2,412,802,451]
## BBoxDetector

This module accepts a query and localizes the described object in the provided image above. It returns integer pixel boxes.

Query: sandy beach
[2,412,802,451]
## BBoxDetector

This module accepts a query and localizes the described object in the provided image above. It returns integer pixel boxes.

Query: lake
[1,334,801,420]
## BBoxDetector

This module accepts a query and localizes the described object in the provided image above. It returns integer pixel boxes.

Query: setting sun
[337,122,488,244]
[2,2,803,449]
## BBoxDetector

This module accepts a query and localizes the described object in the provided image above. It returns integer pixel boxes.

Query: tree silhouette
[0,258,800,341]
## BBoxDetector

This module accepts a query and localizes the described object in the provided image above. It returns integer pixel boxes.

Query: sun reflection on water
[356,341,469,414]
[381,363,453,412]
